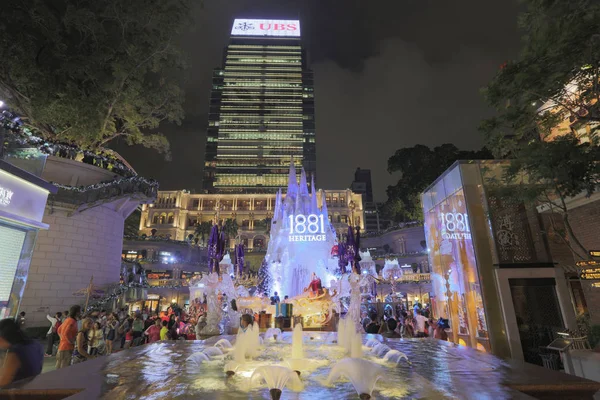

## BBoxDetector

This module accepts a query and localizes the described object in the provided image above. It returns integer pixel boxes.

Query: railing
[50,176,158,206]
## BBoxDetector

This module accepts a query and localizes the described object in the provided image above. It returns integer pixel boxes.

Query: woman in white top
[45,312,62,357]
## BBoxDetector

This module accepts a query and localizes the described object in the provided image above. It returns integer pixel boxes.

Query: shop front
[0,160,56,318]
[422,161,577,362]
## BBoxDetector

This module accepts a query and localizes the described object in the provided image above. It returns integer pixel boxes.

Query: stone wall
[21,204,126,327]
[18,156,154,328]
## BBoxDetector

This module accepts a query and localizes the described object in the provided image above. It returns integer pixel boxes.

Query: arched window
[167,213,174,224]
[152,214,159,224]
[159,213,167,224]
[253,236,266,249]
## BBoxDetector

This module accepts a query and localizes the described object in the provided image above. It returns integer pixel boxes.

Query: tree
[383,144,492,222]
[0,0,193,157]
[194,221,212,246]
[254,217,272,235]
[123,208,141,237]
[222,218,239,246]
[481,0,600,260]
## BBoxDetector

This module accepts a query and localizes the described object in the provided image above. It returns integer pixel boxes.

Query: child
[124,329,133,349]
[160,320,169,340]
[88,321,104,356]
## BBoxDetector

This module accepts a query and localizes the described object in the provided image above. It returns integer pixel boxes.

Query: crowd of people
[361,302,449,340]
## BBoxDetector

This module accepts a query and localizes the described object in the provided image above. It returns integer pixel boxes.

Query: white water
[291,323,304,359]
[327,358,384,398]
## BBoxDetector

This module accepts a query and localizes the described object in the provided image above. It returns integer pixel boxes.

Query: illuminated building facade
[203,19,316,193]
[138,190,364,248]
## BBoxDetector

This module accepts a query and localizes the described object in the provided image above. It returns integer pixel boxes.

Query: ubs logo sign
[0,186,14,206]
[231,19,301,37]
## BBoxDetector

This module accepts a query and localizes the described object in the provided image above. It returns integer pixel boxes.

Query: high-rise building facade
[203,19,316,193]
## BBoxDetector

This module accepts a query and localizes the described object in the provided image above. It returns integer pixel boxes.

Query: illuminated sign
[288,214,326,242]
[590,250,600,257]
[592,282,600,288]
[0,186,14,206]
[147,270,173,280]
[576,260,600,267]
[440,212,472,240]
[181,271,201,279]
[580,268,600,280]
[231,19,300,37]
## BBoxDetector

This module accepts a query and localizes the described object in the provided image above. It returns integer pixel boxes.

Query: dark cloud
[115,0,522,200]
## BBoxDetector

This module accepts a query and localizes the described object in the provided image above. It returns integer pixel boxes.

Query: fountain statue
[263,163,337,298]
[251,366,304,400]
[197,273,222,336]
[347,272,362,329]
[327,358,384,400]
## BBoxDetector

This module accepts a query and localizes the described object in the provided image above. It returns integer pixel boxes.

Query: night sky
[113,0,523,201]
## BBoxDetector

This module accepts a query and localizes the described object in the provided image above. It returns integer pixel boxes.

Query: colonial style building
[138,189,364,249]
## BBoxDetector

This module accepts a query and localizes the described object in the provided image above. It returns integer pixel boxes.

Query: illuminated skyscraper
[203,19,316,193]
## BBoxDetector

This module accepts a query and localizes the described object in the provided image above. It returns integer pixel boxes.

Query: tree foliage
[0,0,193,158]
[383,144,492,222]
[481,0,600,259]
[194,221,212,245]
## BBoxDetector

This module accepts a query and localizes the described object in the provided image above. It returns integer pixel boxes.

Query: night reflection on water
[99,333,517,399]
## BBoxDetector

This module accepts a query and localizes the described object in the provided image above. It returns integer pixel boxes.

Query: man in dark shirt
[382,318,401,338]
[270,292,280,305]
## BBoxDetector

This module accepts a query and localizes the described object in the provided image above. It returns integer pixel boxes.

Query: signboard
[181,271,201,279]
[576,260,600,268]
[231,19,300,37]
[146,270,173,280]
[580,268,600,280]
[592,282,600,288]
[439,212,472,240]
[0,169,50,225]
[590,250,600,257]
[288,213,326,242]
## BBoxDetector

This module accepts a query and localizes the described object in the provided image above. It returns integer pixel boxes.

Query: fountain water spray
[338,317,362,356]
[371,343,391,358]
[203,346,224,358]
[214,338,233,350]
[383,350,410,364]
[186,352,210,364]
[291,323,304,360]
[327,358,384,400]
[251,366,304,400]
[265,328,282,342]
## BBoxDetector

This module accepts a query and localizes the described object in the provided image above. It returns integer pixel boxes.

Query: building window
[167,213,174,224]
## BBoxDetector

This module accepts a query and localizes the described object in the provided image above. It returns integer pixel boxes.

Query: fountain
[196,273,222,336]
[327,358,384,400]
[291,323,304,360]
[383,349,410,364]
[202,346,224,358]
[264,327,282,342]
[214,338,233,350]
[186,352,210,364]
[338,316,363,357]
[371,343,391,358]
[251,366,304,400]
